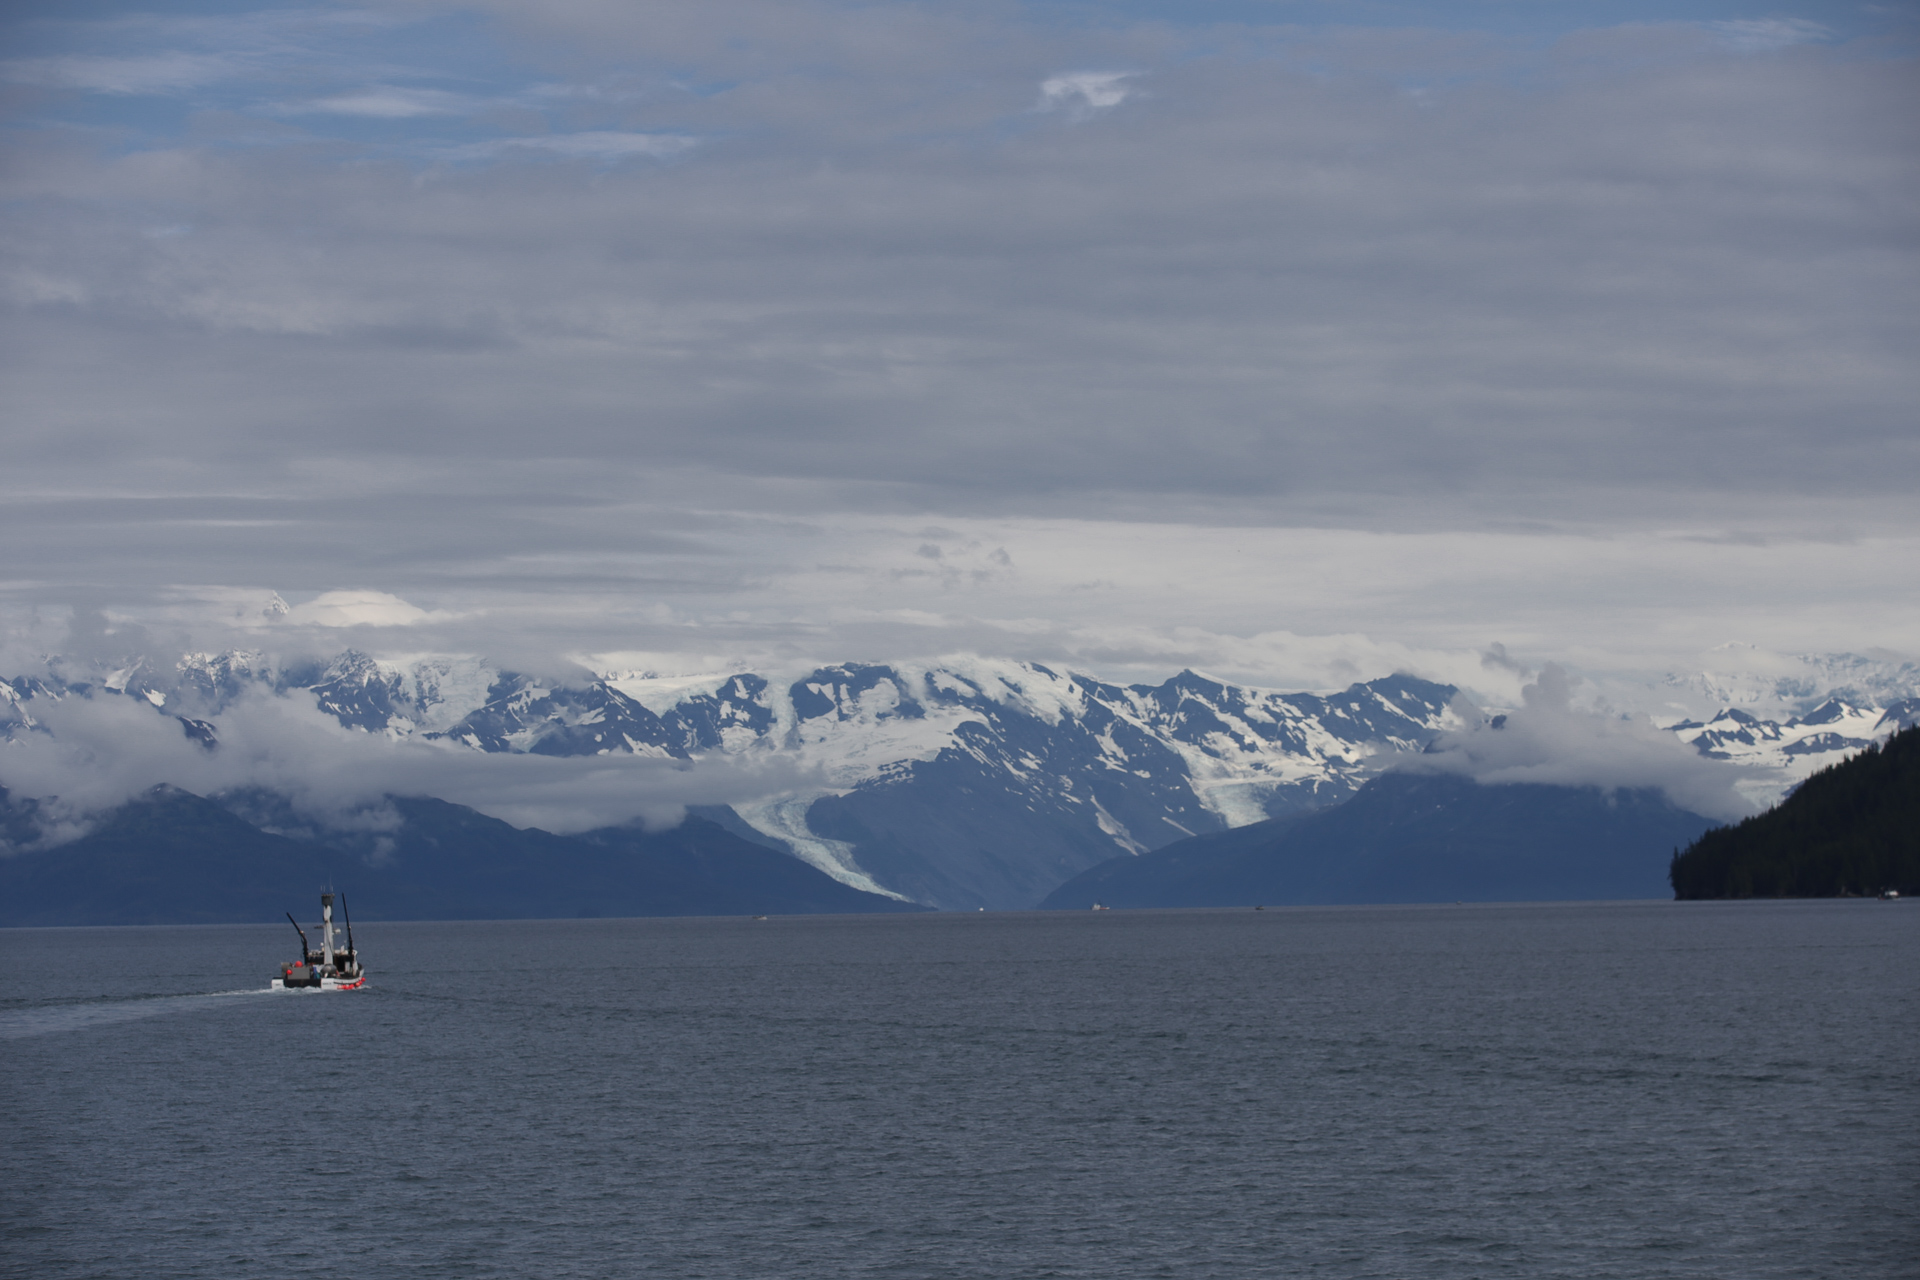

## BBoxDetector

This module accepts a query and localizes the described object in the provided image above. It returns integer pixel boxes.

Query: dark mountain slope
[0,787,346,926]
[366,796,922,919]
[1041,771,1717,908]
[1669,724,1919,898]
[0,789,922,927]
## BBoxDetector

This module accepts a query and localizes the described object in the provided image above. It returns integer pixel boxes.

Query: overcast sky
[4,0,1916,698]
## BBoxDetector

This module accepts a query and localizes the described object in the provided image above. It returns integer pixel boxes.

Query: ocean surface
[2,901,1914,1279]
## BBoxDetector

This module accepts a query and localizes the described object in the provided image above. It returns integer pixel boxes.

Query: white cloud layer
[2,688,823,838]
[449,132,698,162]
[1711,19,1829,52]
[1040,71,1134,114]
[2,52,241,94]
[1408,666,1756,820]
[294,87,478,118]
[282,590,455,629]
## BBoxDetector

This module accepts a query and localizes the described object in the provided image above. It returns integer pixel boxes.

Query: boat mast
[286,912,312,963]
[320,892,336,969]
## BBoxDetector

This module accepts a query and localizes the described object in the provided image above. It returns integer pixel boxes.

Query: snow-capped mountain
[680,662,1459,908]
[1661,696,1919,808]
[1,667,217,751]
[315,655,1459,906]
[2,651,1459,908]
[6,644,1914,908]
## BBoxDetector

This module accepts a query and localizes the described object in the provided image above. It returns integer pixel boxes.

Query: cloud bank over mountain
[8,631,1915,905]
[1411,666,1755,820]
[1,684,823,841]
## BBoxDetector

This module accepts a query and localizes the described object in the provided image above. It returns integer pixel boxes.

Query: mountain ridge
[4,654,1462,909]
[1041,772,1718,909]
[0,785,924,927]
[7,646,1916,910]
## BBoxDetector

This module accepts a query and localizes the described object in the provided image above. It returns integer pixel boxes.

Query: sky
[3,0,1917,702]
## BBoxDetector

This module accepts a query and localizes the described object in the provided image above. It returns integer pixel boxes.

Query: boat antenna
[286,912,312,960]
[340,893,355,957]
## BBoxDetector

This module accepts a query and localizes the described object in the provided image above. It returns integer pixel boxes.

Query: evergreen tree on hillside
[1670,725,1920,898]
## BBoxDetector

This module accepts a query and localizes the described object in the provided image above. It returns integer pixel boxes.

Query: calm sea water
[2,901,1914,1279]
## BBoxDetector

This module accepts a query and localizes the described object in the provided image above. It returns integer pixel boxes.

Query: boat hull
[271,972,367,991]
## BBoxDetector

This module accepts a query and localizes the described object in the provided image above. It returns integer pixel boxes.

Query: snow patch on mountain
[776,666,979,784]
[1090,794,1150,856]
[921,655,1089,727]
[603,671,744,716]
[380,655,498,734]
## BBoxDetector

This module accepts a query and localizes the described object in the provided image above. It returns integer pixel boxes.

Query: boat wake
[4,893,374,1040]
[0,989,273,1041]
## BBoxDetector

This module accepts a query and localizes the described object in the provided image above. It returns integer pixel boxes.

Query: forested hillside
[1670,726,1919,898]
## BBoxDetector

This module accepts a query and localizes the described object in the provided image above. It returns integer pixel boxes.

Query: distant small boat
[272,892,366,991]
[1880,889,1901,900]
[1091,903,1110,911]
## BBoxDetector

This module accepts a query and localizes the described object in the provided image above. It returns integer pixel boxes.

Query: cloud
[1479,642,1529,678]
[1039,71,1134,115]
[290,87,478,118]
[1,52,241,94]
[0,687,825,840]
[447,132,698,162]
[1710,19,1829,52]
[0,3,1914,692]
[1405,665,1758,820]
[8,20,1908,514]
[5,494,1916,713]
[282,591,454,629]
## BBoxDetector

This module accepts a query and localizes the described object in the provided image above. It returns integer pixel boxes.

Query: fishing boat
[271,891,366,991]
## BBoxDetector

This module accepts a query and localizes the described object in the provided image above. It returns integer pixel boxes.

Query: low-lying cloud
[0,689,826,846]
[1406,665,1757,820]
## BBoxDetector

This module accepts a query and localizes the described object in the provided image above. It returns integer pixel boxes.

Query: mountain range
[4,646,1918,911]
[4,653,1462,909]
[1041,772,1716,909]
[0,784,920,927]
